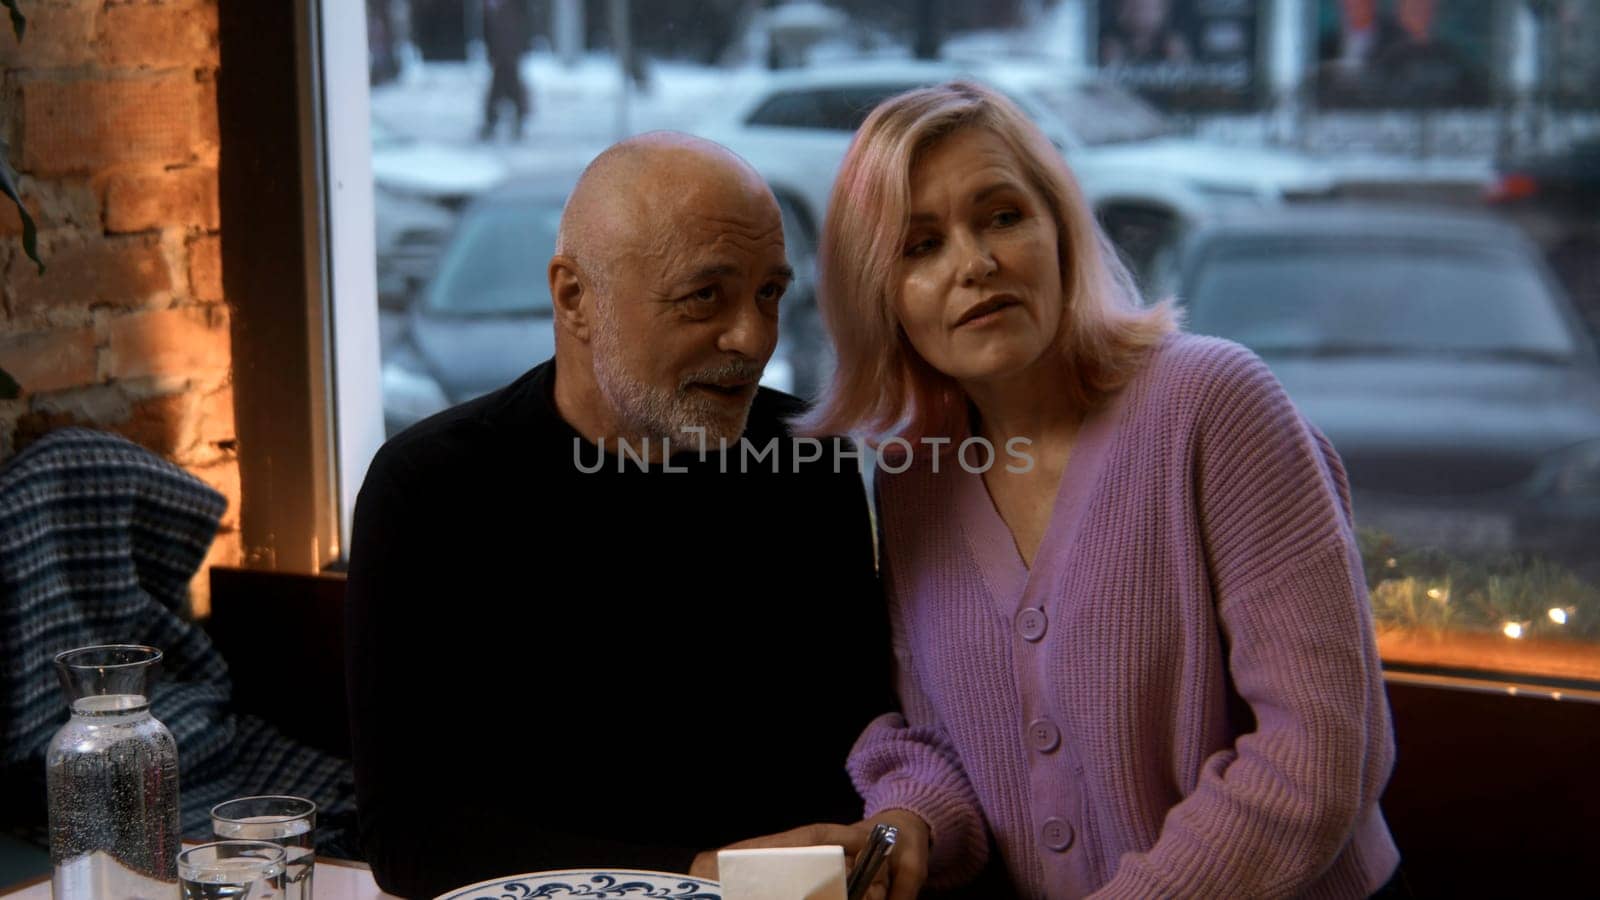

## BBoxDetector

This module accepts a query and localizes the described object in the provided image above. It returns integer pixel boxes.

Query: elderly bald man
[344,133,890,898]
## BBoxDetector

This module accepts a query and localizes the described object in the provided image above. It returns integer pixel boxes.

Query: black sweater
[344,360,892,898]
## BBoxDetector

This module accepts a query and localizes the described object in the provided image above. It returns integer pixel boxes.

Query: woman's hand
[857,808,931,900]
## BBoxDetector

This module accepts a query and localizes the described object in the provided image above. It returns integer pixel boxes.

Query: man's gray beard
[590,303,756,449]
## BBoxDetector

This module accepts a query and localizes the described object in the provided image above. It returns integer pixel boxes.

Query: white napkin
[716,845,848,900]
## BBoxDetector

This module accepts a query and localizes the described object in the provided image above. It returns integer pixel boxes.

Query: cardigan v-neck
[956,384,1131,620]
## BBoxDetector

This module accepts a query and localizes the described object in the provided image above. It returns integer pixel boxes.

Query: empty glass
[211,796,317,900]
[178,841,286,900]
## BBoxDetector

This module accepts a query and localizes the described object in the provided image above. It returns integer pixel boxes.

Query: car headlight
[1542,439,1600,498]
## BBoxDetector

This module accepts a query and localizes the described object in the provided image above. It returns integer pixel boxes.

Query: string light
[1385,558,1398,569]
[1549,607,1569,626]
[1502,621,1525,639]
[1426,587,1448,603]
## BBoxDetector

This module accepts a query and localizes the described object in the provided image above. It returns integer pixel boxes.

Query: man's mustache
[680,358,764,389]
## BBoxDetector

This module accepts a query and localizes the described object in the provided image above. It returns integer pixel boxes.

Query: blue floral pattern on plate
[434,869,721,900]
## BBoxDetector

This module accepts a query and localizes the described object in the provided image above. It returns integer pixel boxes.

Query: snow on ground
[370,52,775,179]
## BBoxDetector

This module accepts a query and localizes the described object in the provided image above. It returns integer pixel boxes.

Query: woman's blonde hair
[794,80,1177,442]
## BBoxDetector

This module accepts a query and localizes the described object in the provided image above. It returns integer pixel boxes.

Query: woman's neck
[963,354,1083,451]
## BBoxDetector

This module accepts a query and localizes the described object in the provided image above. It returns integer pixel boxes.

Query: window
[321,0,1600,689]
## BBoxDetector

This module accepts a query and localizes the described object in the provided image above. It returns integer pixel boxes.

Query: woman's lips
[955,296,1021,328]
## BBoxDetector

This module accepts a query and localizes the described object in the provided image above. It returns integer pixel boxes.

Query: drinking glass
[178,841,286,900]
[211,796,316,900]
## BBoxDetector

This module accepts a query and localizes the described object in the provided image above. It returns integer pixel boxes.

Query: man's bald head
[556,132,777,288]
[547,131,791,450]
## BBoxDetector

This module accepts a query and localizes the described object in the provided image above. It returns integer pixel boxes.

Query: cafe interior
[2,1,1599,897]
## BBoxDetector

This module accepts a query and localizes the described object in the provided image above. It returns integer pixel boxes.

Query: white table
[0,855,403,899]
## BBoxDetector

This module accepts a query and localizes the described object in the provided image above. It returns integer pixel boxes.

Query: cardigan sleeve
[1092,346,1395,899]
[846,476,991,890]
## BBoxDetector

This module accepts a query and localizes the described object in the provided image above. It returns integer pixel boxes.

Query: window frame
[219,0,381,573]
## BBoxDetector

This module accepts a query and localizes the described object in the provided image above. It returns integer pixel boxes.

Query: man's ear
[549,255,592,342]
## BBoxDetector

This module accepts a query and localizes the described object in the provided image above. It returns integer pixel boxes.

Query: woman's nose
[958,236,998,286]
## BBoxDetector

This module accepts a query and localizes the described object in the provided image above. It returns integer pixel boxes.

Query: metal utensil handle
[846,823,898,900]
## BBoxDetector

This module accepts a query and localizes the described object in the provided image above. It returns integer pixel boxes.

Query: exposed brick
[6,234,171,323]
[103,166,219,233]
[96,1,219,70]
[1,178,100,236]
[187,232,220,300]
[0,411,18,461]
[195,380,233,452]
[189,528,242,618]
[194,73,219,159]
[11,389,125,452]
[18,73,206,176]
[189,459,239,530]
[0,327,97,394]
[10,382,234,469]
[116,389,190,456]
[0,4,97,69]
[23,381,130,423]
[12,408,81,453]
[103,304,229,380]
[0,194,42,237]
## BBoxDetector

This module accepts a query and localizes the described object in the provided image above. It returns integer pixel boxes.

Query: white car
[696,59,1337,281]
[370,118,513,311]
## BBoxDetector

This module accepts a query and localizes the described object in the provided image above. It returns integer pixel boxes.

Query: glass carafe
[46,645,181,899]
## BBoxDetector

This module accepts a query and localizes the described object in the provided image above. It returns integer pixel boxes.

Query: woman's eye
[905,237,939,258]
[992,209,1021,227]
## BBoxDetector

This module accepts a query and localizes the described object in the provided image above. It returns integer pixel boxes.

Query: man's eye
[680,286,718,318]
[682,286,717,307]
[904,237,939,258]
[758,282,786,303]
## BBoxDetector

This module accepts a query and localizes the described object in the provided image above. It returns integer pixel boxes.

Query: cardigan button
[1042,817,1074,852]
[1017,607,1047,642]
[1028,717,1061,753]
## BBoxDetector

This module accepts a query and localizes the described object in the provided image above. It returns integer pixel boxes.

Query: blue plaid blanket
[0,428,357,853]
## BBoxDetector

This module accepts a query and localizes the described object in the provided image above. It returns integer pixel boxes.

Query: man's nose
[957,232,998,287]
[715,296,777,360]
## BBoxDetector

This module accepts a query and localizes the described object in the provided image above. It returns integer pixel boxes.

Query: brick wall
[1,0,237,615]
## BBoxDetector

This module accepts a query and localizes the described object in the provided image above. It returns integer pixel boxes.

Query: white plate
[433,869,721,899]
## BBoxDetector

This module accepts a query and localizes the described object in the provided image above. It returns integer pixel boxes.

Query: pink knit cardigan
[849,334,1399,898]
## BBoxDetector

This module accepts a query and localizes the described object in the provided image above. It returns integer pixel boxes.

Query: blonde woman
[800,82,1402,898]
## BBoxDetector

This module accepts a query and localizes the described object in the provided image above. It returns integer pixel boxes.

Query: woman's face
[893,128,1064,388]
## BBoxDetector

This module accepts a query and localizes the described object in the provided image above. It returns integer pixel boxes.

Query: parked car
[1172,206,1600,575]
[381,172,816,436]
[1488,135,1600,222]
[370,117,511,311]
[1487,135,1600,340]
[696,59,1336,283]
